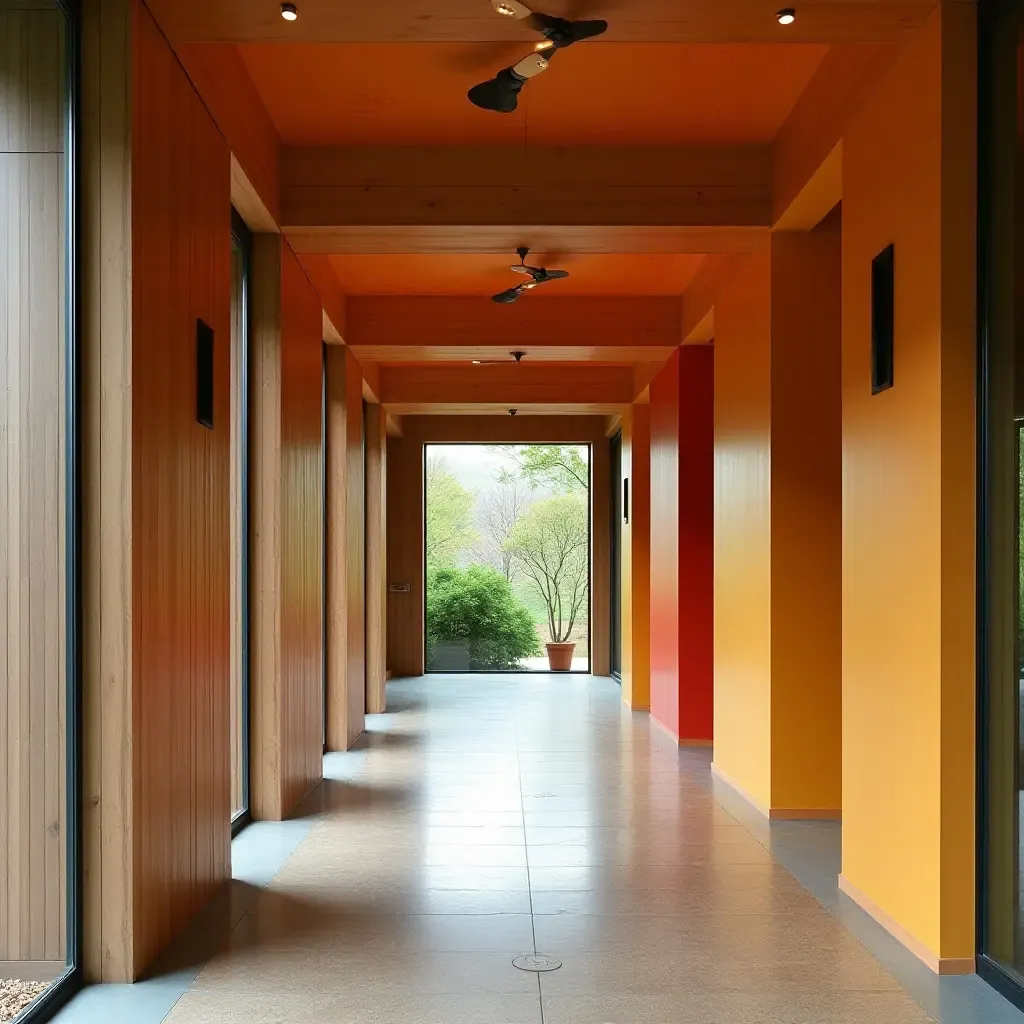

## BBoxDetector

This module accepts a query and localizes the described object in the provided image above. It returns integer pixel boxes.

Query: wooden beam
[347,297,680,360]
[175,43,281,225]
[282,145,771,231]
[379,363,637,409]
[287,225,767,256]
[146,0,937,45]
[772,43,900,226]
[680,253,746,343]
[297,253,346,343]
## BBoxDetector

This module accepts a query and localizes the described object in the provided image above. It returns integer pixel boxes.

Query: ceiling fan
[471,350,527,366]
[468,0,608,113]
[492,248,569,303]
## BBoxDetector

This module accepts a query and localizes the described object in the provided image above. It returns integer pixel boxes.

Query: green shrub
[426,565,541,670]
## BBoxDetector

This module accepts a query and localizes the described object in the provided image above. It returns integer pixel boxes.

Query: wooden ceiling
[239,43,828,146]
[146,0,937,45]
[327,253,705,297]
[153,0,927,414]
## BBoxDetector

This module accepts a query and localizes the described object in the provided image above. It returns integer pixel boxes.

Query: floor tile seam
[673,758,946,1022]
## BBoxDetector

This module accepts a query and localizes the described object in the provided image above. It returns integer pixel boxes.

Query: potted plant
[507,493,588,672]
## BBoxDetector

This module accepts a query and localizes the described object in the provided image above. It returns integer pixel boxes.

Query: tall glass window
[230,211,251,831]
[0,0,80,1017]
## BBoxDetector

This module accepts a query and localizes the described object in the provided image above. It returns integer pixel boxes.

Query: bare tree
[473,475,530,581]
[507,494,588,644]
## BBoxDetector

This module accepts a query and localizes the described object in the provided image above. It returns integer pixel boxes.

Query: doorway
[423,443,592,673]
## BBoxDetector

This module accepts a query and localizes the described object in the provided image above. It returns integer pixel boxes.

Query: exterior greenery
[426,565,541,670]
[507,493,589,644]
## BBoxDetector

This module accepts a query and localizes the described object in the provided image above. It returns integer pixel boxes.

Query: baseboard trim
[650,714,713,748]
[0,961,65,982]
[710,764,841,821]
[838,874,976,976]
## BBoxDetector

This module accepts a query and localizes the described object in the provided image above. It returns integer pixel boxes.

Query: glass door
[229,210,252,833]
[980,0,1024,1008]
[610,432,623,680]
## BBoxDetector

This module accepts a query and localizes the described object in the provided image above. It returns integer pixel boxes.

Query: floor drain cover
[513,953,562,972]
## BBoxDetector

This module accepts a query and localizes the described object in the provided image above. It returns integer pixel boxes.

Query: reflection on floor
[53,675,1024,1024]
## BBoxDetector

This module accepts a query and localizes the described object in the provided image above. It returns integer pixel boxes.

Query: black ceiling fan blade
[492,285,524,304]
[529,12,608,46]
[541,269,569,281]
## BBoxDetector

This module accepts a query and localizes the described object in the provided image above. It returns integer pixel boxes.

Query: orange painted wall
[841,3,976,963]
[649,348,714,742]
[712,244,773,808]
[130,1,232,975]
[713,227,842,817]
[769,227,842,813]
[622,404,651,710]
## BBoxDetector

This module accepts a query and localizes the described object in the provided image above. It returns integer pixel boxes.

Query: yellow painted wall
[622,404,651,710]
[713,242,773,811]
[713,229,843,817]
[841,2,975,962]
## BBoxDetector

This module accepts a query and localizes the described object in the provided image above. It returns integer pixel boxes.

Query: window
[0,0,81,1017]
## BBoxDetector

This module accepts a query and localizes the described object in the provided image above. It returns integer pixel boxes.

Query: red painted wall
[649,347,714,742]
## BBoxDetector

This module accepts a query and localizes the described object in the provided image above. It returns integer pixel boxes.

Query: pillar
[622,404,651,710]
[712,223,843,819]
[250,235,325,820]
[325,346,366,749]
[839,1,976,972]
[365,403,388,715]
[649,347,714,742]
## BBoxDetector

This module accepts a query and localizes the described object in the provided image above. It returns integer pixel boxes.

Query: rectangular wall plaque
[871,243,895,394]
[196,318,214,428]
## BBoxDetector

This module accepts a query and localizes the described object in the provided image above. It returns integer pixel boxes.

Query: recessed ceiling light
[776,8,796,25]
[281,3,298,21]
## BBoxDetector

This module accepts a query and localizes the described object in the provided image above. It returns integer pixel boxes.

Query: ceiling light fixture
[495,3,518,15]
[776,8,796,25]
[281,3,298,21]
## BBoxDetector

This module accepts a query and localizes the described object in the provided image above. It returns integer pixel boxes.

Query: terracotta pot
[545,642,576,672]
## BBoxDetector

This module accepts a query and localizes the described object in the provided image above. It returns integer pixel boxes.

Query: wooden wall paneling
[250,235,325,816]
[346,350,366,745]
[385,435,424,678]
[279,244,324,810]
[129,0,232,975]
[324,344,350,750]
[82,0,134,982]
[365,403,387,714]
[249,234,284,819]
[0,3,68,972]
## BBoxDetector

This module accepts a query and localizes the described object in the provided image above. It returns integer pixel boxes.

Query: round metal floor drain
[512,953,562,972]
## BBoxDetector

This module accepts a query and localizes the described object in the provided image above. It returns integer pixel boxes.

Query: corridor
[148,674,938,1024]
